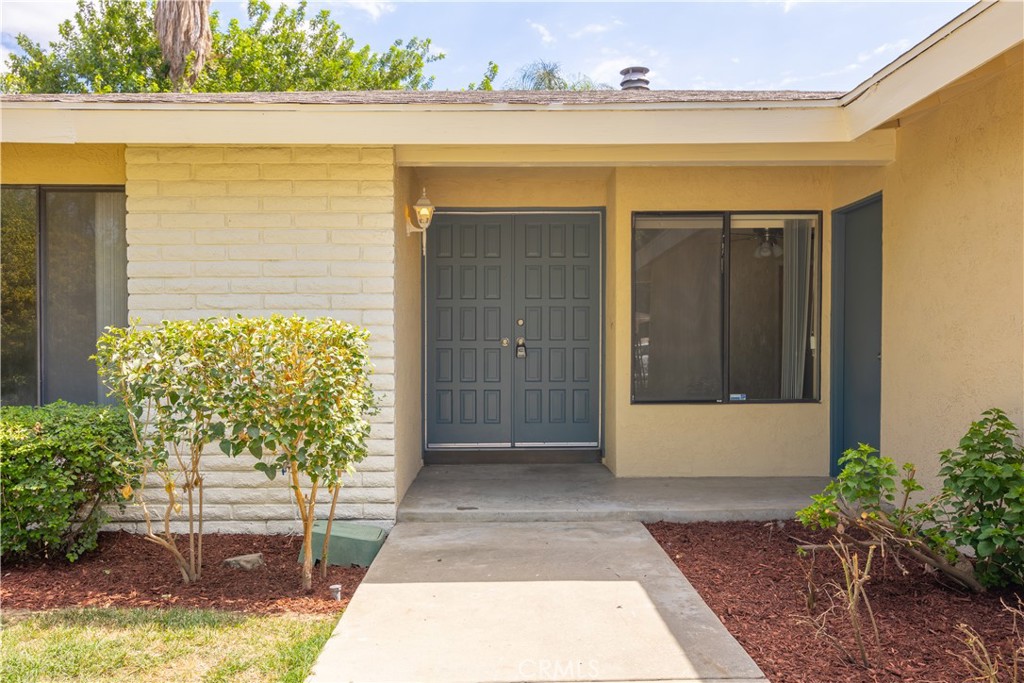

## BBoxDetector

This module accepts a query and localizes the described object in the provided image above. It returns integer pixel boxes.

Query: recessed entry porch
[397,464,829,523]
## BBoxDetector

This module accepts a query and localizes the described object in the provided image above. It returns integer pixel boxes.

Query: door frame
[421,207,607,452]
[829,192,882,476]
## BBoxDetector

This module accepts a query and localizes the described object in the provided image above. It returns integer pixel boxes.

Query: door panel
[512,215,601,446]
[426,215,513,447]
[832,197,882,473]
[426,212,602,449]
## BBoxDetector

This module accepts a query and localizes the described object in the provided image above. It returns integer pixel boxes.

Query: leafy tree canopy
[2,0,450,93]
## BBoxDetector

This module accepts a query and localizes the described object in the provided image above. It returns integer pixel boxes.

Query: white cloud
[588,57,631,87]
[857,38,911,64]
[0,1,77,45]
[528,21,555,45]
[782,0,804,13]
[345,1,395,21]
[0,0,78,73]
[751,40,912,90]
[569,20,623,40]
[749,62,861,90]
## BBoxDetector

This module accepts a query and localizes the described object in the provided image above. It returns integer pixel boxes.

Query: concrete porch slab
[307,521,766,683]
[398,463,828,523]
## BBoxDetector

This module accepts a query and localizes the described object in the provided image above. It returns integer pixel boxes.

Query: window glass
[1,188,39,405]
[729,215,818,401]
[633,216,724,401]
[43,191,128,404]
[0,187,127,405]
[632,212,819,403]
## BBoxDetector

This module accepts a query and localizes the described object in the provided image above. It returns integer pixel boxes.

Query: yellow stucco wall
[394,167,423,503]
[878,55,1023,491]
[0,143,126,184]
[609,167,833,476]
[412,168,612,208]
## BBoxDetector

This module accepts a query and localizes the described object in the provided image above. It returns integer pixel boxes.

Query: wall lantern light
[406,187,435,255]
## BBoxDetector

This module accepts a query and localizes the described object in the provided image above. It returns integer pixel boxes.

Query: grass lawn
[0,608,338,683]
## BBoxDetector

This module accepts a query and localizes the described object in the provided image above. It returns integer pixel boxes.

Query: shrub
[216,316,378,591]
[936,408,1024,588]
[796,444,980,591]
[94,318,234,584]
[95,315,378,590]
[798,409,1024,591]
[0,401,139,562]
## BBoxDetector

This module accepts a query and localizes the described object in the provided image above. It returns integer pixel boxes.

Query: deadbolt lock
[516,318,524,326]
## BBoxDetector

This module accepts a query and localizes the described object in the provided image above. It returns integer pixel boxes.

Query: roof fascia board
[0,106,848,145]
[396,131,896,167]
[1,98,839,112]
[842,0,1023,138]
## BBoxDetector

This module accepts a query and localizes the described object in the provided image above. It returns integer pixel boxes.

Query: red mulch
[1,532,366,615]
[646,521,1023,683]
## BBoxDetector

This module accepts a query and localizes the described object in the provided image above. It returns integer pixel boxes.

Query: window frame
[630,209,823,405]
[1,183,127,405]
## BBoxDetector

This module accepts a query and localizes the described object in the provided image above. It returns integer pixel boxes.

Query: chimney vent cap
[619,66,651,91]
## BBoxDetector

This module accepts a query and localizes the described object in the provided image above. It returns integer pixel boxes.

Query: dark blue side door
[426,213,601,449]
[831,196,882,474]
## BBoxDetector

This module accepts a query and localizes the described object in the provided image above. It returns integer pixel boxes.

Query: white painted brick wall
[116,145,398,533]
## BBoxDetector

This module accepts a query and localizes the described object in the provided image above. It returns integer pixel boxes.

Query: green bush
[798,409,1024,591]
[0,401,139,562]
[94,315,378,590]
[936,408,1024,588]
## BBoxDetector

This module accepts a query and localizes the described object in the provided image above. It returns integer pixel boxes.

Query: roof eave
[841,0,1023,137]
[0,102,851,146]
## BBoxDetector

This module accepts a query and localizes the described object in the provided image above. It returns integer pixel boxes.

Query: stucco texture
[873,56,1022,491]
[394,167,423,503]
[1,143,126,184]
[609,167,832,477]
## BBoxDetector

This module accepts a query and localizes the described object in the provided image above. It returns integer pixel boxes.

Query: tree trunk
[154,0,212,91]
[322,481,342,579]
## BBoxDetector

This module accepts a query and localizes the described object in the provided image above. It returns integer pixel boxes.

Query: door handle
[515,337,527,359]
[501,338,510,347]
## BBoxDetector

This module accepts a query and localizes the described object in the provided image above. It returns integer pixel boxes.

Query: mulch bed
[1,532,366,615]
[647,521,1023,683]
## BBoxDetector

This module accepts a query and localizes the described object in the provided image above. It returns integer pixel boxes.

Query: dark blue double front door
[426,213,602,449]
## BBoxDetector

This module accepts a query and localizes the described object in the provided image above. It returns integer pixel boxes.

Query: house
[1,1,1021,532]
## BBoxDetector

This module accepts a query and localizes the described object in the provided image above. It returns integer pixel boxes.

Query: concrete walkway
[308,521,766,683]
[399,464,828,523]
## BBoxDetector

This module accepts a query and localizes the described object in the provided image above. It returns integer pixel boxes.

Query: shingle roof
[0,89,844,105]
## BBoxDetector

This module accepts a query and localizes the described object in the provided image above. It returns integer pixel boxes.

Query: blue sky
[1,1,974,91]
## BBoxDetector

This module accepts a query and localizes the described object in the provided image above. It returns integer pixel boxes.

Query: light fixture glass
[757,241,773,258]
[413,188,434,229]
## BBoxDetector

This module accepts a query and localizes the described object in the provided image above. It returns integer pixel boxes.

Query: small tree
[94,319,230,584]
[217,316,377,591]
